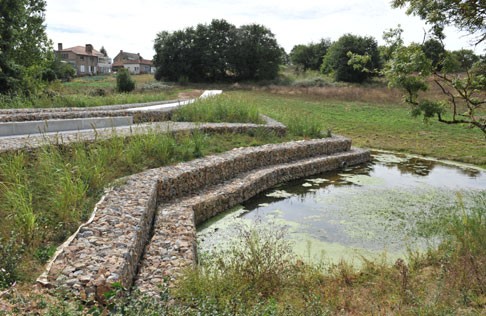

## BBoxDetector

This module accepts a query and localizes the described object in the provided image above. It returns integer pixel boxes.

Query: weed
[172,94,262,124]
[0,232,24,288]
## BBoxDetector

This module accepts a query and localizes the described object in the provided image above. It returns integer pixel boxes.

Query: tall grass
[172,94,263,124]
[0,130,285,288]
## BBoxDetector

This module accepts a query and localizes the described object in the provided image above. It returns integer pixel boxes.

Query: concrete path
[126,90,222,111]
[0,90,223,138]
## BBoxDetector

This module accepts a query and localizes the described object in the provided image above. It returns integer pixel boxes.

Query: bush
[116,69,135,93]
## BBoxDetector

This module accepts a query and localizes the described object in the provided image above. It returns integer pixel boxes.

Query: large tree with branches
[387,1,486,136]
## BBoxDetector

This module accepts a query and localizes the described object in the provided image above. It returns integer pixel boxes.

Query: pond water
[197,151,486,265]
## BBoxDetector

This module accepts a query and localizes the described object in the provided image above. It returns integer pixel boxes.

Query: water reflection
[198,152,485,264]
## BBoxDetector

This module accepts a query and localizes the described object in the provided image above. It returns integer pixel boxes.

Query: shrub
[116,69,135,93]
[0,232,25,288]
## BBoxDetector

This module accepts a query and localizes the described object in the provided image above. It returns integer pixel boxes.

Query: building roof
[118,52,141,61]
[113,59,153,67]
[59,46,104,57]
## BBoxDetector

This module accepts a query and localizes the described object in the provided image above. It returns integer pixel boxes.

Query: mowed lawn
[232,90,485,168]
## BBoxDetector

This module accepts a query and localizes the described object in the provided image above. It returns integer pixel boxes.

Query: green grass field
[237,91,484,167]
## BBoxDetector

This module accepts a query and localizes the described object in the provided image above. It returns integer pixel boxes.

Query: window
[61,53,68,59]
[80,56,84,60]
[80,65,85,73]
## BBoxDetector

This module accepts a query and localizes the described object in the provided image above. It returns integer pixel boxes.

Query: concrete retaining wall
[39,137,370,302]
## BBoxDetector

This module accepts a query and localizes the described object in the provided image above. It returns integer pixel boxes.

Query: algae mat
[197,152,485,265]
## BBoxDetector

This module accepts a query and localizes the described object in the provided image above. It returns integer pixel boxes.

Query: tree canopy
[392,0,486,44]
[384,28,485,135]
[153,19,282,83]
[0,0,51,94]
[290,39,331,72]
[321,34,380,83]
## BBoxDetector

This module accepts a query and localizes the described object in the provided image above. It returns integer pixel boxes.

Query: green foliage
[384,43,432,105]
[0,0,51,95]
[321,34,381,83]
[287,116,324,138]
[421,39,446,69]
[175,223,299,313]
[43,55,76,82]
[384,28,485,134]
[450,49,480,72]
[289,39,331,72]
[231,24,283,81]
[0,232,24,288]
[381,25,404,63]
[116,69,135,93]
[172,94,262,124]
[392,0,486,44]
[153,19,283,82]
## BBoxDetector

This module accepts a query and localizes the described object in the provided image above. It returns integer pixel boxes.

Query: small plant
[0,232,25,288]
[116,69,135,93]
[287,116,323,138]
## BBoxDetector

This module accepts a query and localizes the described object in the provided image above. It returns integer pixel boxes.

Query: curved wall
[39,136,370,302]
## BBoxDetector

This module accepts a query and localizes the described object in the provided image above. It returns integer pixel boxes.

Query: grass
[225,90,485,167]
[0,77,484,314]
[0,74,182,109]
[0,130,286,290]
[172,94,263,124]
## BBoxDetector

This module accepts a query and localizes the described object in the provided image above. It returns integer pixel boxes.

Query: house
[112,50,154,74]
[56,43,106,76]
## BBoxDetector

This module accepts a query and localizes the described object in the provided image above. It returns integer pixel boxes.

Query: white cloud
[45,0,484,60]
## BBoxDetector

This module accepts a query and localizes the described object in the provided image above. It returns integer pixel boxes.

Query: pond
[197,151,486,266]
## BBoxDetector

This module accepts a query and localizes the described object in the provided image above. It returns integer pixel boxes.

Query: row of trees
[153,19,283,82]
[290,35,482,84]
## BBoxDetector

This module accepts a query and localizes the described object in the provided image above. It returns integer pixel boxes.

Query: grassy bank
[228,90,484,167]
[0,129,286,289]
[0,74,183,109]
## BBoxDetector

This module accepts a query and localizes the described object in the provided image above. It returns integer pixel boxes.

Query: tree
[154,28,198,82]
[392,0,486,45]
[290,39,331,72]
[321,34,381,83]
[384,40,485,135]
[153,20,282,82]
[0,0,51,94]
[421,39,446,69]
[451,49,480,72]
[230,24,282,81]
[388,3,486,136]
[195,19,237,82]
[100,46,108,57]
[42,54,76,82]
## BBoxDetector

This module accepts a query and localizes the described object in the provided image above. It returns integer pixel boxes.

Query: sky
[45,0,484,60]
